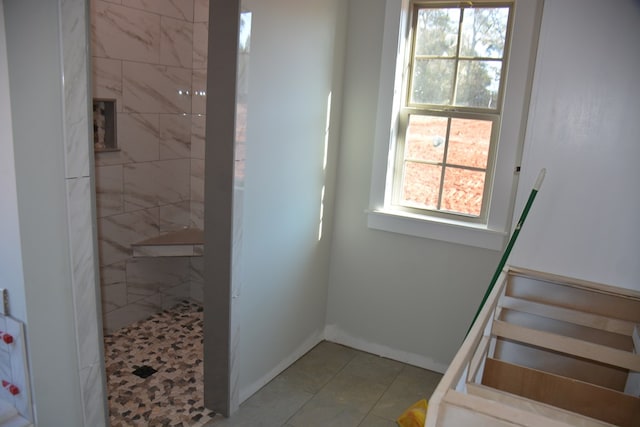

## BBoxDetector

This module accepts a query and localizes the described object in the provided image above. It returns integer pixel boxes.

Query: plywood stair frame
[425,266,640,427]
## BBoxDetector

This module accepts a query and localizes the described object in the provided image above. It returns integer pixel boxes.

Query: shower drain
[132,365,157,379]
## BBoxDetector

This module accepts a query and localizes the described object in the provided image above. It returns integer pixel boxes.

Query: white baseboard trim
[237,329,325,404]
[324,324,449,374]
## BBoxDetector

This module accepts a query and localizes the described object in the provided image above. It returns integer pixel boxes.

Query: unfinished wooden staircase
[426,267,640,427]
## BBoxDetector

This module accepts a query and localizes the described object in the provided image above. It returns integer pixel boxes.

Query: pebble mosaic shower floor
[104,301,217,426]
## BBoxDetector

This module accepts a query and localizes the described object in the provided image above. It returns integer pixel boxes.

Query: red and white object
[1,381,18,396]
[0,332,14,345]
[0,316,32,425]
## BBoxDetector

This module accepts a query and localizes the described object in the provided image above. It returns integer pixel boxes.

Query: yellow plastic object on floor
[396,399,428,427]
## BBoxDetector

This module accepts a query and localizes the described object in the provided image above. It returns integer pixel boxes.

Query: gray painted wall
[236,0,346,399]
[0,2,27,324]
[325,0,504,370]
[3,1,85,425]
[203,0,239,415]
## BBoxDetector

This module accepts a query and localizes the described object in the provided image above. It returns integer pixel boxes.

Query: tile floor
[206,341,443,427]
[104,301,216,426]
[104,300,443,427]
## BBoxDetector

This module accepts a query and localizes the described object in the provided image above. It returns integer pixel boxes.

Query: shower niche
[92,98,117,152]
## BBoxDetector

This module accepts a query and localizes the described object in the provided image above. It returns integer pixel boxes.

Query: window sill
[367,209,507,251]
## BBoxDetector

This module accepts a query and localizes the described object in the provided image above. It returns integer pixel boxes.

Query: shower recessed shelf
[132,228,204,257]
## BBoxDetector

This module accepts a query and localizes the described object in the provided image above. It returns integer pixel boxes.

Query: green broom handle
[466,168,546,335]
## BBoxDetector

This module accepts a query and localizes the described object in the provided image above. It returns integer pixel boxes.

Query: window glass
[395,2,511,220]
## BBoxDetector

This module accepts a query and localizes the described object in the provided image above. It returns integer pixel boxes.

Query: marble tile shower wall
[91,0,209,332]
[190,0,208,304]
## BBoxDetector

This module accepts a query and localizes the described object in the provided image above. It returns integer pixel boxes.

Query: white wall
[511,0,640,291]
[325,0,502,372]
[0,2,27,323]
[237,0,346,400]
[3,1,86,424]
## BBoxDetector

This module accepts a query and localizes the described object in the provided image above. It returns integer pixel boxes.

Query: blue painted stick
[466,168,546,335]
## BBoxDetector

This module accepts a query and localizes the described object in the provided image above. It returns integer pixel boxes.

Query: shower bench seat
[132,228,203,257]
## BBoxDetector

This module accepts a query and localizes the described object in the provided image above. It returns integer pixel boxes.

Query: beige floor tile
[286,367,390,427]
[277,341,358,394]
[370,364,442,421]
[358,413,398,427]
[207,342,442,427]
[286,390,368,427]
[212,376,313,427]
[340,352,404,386]
[319,371,390,412]
[242,376,314,417]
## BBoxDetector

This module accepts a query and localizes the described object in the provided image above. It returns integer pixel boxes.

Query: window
[394,3,511,222]
[368,0,542,250]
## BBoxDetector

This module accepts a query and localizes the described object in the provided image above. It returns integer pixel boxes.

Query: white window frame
[367,0,543,251]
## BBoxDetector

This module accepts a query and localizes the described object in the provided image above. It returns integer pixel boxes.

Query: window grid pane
[441,167,486,216]
[414,7,460,57]
[459,7,509,59]
[410,59,455,105]
[447,118,492,169]
[401,162,441,210]
[454,59,502,109]
[404,115,447,163]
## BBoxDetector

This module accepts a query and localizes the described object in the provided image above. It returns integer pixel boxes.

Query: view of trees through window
[397,4,510,218]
